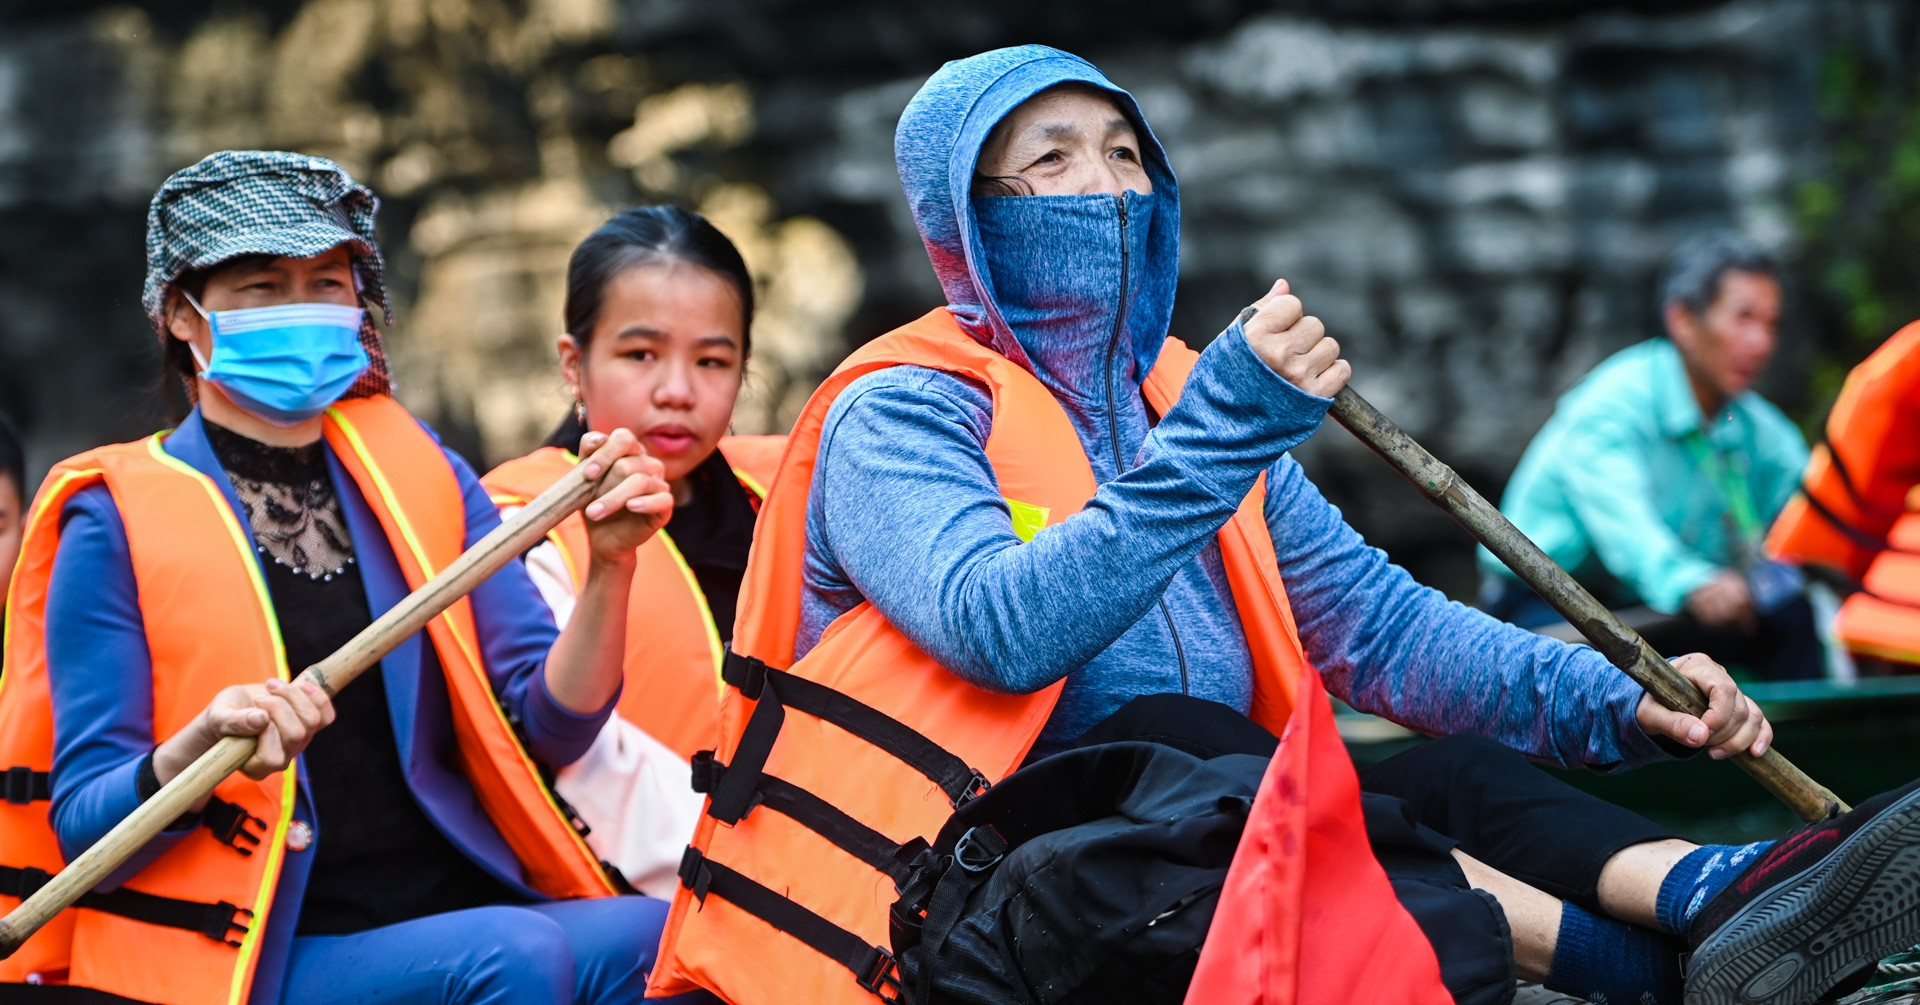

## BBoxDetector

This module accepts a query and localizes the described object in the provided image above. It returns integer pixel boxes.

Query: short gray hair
[1661,231,1780,317]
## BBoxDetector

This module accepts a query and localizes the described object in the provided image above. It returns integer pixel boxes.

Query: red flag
[1186,684,1452,1005]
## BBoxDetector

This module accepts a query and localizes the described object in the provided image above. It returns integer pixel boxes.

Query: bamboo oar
[1318,368,1846,822]
[0,436,630,959]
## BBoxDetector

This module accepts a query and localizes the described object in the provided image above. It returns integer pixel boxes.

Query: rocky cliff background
[3,0,1916,595]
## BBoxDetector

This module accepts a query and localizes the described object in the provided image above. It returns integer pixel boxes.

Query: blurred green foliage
[1795,46,1920,422]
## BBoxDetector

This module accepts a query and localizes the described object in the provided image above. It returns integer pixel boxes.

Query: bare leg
[1595,839,1697,930]
[1454,849,1563,983]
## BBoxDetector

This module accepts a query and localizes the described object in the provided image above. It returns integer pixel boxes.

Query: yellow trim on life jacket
[323,408,478,666]
[143,434,295,1005]
[324,407,611,890]
[546,449,587,590]
[486,494,586,594]
[487,447,587,593]
[145,436,290,676]
[0,467,101,713]
[546,529,583,590]
[731,467,769,501]
[655,530,727,698]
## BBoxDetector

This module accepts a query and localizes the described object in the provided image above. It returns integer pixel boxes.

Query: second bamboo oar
[1325,381,1845,822]
[0,435,631,960]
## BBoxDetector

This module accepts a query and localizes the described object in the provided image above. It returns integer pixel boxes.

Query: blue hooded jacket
[799,45,1666,766]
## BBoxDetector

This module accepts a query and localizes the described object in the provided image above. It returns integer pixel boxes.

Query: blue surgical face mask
[183,292,370,426]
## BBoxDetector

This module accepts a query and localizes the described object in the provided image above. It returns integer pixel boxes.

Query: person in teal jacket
[1481,231,1819,679]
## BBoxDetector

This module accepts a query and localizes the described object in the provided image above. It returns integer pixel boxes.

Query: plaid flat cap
[144,150,393,397]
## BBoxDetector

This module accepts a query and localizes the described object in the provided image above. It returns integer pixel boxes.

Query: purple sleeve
[45,487,193,885]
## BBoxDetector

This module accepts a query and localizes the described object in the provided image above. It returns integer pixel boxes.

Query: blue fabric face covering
[973,190,1160,405]
[185,293,370,425]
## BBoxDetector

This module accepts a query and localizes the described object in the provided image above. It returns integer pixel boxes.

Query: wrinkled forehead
[984,83,1141,151]
[948,61,1169,196]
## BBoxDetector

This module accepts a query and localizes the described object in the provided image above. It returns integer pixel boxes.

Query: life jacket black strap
[1820,428,1875,515]
[1800,483,1898,557]
[691,752,932,889]
[677,847,902,1003]
[0,866,252,948]
[4,770,262,859]
[4,767,51,805]
[1795,490,1920,610]
[694,652,979,999]
[712,653,987,826]
[0,984,151,1003]
[1803,431,1920,558]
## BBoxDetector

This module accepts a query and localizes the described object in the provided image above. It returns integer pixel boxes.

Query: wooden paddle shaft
[1325,383,1846,822]
[0,437,626,960]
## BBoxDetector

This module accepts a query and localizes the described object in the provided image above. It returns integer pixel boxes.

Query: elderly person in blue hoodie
[794,46,1920,1005]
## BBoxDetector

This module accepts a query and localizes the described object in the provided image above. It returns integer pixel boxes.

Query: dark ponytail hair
[545,205,754,449]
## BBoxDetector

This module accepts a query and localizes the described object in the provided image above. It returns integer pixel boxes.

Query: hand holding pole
[1324,380,1845,822]
[1224,298,1845,822]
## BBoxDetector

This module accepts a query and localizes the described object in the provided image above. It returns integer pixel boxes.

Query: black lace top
[207,424,356,580]
[204,422,518,935]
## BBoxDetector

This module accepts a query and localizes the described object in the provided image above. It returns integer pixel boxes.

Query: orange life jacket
[481,436,785,761]
[1768,320,1920,664]
[0,396,612,1005]
[645,309,1441,1005]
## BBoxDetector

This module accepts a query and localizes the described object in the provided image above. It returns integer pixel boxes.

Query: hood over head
[895,45,1179,408]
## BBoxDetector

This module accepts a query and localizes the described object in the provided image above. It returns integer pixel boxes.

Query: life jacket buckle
[548,789,593,838]
[678,847,713,903]
[200,796,265,856]
[951,769,989,810]
[855,945,903,1002]
[722,651,768,699]
[201,901,253,947]
[689,750,721,794]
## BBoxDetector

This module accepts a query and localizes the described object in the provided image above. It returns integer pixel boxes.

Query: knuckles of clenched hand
[1239,280,1351,399]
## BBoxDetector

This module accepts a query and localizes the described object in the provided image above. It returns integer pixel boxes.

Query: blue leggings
[278,896,715,1004]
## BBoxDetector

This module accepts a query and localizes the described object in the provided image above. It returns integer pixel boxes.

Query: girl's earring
[573,394,587,427]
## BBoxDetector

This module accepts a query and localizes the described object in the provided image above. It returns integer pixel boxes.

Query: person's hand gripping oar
[1233,284,1846,824]
[0,428,670,959]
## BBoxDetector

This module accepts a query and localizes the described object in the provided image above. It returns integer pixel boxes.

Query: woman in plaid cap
[0,152,715,1004]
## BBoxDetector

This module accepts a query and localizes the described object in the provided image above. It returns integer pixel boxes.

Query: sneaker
[1684,779,1920,1005]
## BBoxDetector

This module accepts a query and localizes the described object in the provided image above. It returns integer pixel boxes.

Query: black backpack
[888,740,1267,1005]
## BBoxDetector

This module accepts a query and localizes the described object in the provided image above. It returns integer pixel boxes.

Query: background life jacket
[481,435,784,761]
[1769,320,1920,665]
[0,396,611,1005]
[645,309,1444,1005]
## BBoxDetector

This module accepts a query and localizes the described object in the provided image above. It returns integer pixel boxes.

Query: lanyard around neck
[1680,427,1765,545]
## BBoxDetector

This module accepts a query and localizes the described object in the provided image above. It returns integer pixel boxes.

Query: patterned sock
[1654,842,1775,937]
[1545,902,1684,1005]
